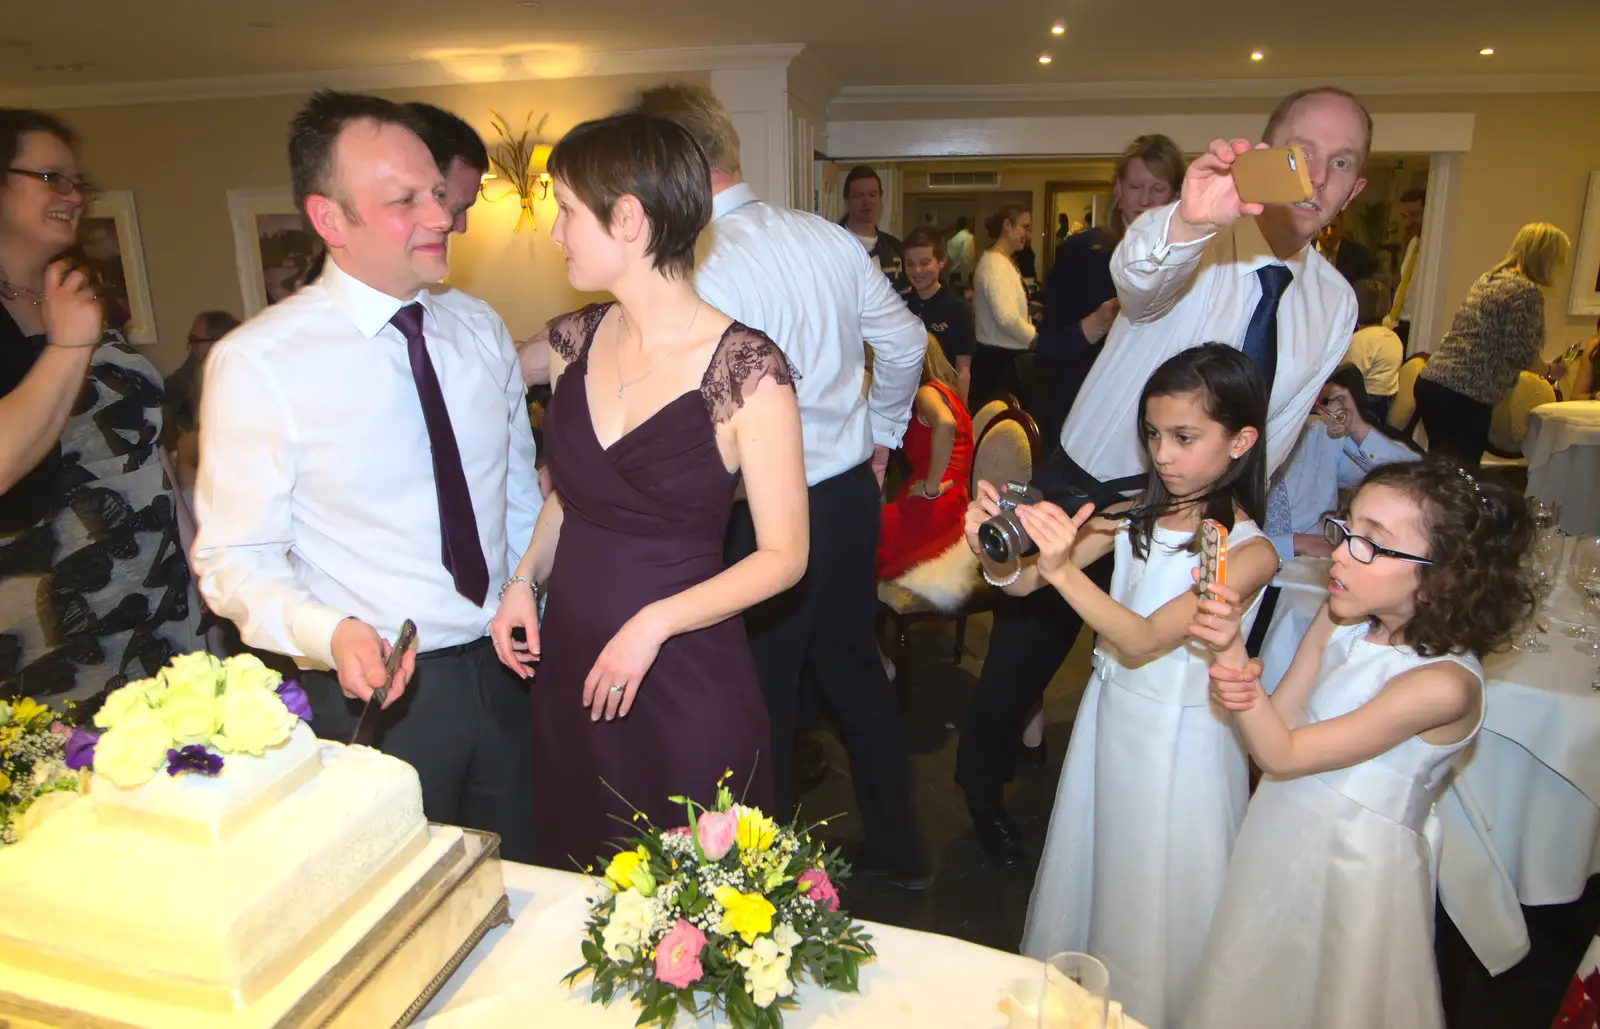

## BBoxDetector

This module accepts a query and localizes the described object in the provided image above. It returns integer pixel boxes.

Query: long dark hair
[1324,364,1418,449]
[1128,344,1268,559]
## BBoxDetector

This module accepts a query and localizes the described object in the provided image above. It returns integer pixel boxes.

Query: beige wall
[835,91,1600,354]
[58,71,704,373]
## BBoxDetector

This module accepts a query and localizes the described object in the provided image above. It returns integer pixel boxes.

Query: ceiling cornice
[830,72,1600,108]
[0,43,807,110]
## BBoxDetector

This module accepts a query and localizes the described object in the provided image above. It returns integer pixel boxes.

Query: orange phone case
[1231,145,1314,204]
[1199,519,1229,593]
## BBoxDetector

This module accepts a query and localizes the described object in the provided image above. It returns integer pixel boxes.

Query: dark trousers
[971,343,1026,412]
[955,448,1123,807]
[303,637,536,863]
[1415,377,1492,469]
[1395,320,1412,348]
[727,461,926,869]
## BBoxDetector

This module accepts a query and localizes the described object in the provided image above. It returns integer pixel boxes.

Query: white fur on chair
[889,537,981,612]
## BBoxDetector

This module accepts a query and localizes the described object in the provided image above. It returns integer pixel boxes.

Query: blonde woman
[1415,222,1571,467]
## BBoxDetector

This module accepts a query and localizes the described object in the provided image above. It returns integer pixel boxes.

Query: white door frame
[825,112,1474,356]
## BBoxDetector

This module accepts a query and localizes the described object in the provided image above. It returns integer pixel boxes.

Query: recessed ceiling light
[516,1,540,7]
[1038,54,1053,65]
[1051,23,1066,35]
[1,38,31,49]
[1250,50,1265,61]
[246,20,272,28]
[33,62,97,73]
[1479,47,1495,56]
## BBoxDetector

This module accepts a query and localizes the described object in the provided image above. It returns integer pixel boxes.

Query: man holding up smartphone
[957,86,1368,867]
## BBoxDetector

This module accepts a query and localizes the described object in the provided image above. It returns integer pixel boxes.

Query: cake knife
[350,618,416,748]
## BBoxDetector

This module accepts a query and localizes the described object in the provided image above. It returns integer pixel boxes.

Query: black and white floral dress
[0,307,205,707]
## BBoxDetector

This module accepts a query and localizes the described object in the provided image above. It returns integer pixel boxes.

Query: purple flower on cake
[166,745,224,777]
[275,680,313,722]
[63,728,99,772]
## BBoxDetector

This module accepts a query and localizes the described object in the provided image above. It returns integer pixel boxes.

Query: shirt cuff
[1270,533,1295,565]
[291,603,352,670]
[1146,204,1216,266]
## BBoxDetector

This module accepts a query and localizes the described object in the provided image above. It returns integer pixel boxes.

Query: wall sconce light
[486,110,551,231]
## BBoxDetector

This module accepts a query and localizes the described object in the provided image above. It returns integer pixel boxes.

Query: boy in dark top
[902,227,975,403]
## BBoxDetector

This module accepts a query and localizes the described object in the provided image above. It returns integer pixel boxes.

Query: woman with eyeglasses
[0,108,205,705]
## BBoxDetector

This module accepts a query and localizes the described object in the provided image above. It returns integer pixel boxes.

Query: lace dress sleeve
[701,325,799,424]
[545,303,611,363]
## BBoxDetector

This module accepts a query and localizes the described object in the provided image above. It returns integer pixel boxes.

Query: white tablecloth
[1258,553,1600,976]
[416,863,1147,1028]
[1526,402,1600,536]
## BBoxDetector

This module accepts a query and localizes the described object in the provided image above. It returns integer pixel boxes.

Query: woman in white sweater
[971,205,1036,410]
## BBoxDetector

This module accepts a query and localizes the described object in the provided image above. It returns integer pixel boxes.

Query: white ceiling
[3,0,1598,91]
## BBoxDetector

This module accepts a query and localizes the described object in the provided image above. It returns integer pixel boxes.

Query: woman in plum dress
[489,114,808,869]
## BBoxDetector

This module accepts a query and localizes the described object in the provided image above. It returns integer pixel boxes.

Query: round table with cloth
[1526,402,1600,535]
[1259,549,1600,976]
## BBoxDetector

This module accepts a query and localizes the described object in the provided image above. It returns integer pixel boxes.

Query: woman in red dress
[876,344,973,580]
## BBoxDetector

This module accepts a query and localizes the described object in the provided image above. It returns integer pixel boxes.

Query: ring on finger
[608,684,625,694]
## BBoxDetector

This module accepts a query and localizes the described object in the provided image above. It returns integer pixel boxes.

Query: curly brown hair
[1345,460,1535,657]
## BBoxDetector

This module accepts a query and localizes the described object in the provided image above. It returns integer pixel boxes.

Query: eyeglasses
[1322,516,1433,565]
[7,167,97,200]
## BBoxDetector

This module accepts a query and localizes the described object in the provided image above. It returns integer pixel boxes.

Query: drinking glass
[1529,498,1562,537]
[1573,538,1600,656]
[1513,552,1555,653]
[1566,536,1600,640]
[1039,952,1109,1029]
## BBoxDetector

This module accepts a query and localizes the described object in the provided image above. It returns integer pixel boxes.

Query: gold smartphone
[1231,145,1314,204]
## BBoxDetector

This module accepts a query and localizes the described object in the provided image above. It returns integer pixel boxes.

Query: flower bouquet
[0,697,82,846]
[564,776,876,1028]
[66,652,313,789]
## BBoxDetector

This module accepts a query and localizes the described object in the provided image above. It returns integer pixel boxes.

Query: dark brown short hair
[1353,277,1391,327]
[194,310,241,340]
[547,112,711,280]
[902,227,945,260]
[289,90,425,220]
[0,109,76,171]
[1400,189,1426,206]
[406,102,489,176]
[984,205,1027,241]
[1344,460,1535,657]
[843,166,882,197]
[1262,86,1374,168]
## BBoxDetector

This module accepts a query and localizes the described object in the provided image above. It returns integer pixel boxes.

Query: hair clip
[1454,465,1491,508]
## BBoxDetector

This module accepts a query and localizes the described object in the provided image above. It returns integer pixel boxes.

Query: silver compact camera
[977,481,1044,565]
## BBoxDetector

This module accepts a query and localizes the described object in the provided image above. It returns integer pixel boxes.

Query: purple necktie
[391,302,490,606]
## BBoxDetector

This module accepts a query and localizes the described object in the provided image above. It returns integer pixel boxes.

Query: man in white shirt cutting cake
[957,86,1371,866]
[193,91,541,862]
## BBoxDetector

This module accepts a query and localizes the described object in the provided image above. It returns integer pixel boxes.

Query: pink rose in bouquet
[798,867,840,912]
[696,808,739,860]
[654,919,707,989]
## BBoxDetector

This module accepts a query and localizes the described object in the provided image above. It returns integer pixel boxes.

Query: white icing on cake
[0,734,426,1004]
[90,721,324,844]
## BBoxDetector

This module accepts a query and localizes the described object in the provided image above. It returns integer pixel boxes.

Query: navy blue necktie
[391,302,490,606]
[1242,264,1294,397]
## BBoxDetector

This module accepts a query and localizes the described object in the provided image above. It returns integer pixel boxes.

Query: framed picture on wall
[64,190,156,344]
[1572,171,1600,317]
[226,188,325,317]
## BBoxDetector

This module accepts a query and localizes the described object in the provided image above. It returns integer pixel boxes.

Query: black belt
[416,636,493,661]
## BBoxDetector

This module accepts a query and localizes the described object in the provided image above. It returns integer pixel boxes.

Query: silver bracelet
[498,576,536,601]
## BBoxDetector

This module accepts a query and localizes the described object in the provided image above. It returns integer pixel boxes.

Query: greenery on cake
[0,698,83,846]
[67,653,313,790]
[565,774,875,1029]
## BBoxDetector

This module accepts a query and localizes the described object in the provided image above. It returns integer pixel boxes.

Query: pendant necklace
[615,298,701,399]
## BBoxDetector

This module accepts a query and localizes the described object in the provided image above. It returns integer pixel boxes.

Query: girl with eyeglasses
[1183,460,1535,1029]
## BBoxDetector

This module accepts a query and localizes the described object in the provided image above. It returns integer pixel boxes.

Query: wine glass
[1514,548,1556,653]
[1565,536,1600,640]
[1039,952,1109,1029]
[1528,498,1562,537]
[1573,538,1600,656]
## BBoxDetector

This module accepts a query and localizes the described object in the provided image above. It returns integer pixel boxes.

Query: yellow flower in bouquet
[735,807,777,854]
[603,846,655,895]
[94,707,173,788]
[221,653,282,695]
[9,698,51,732]
[714,886,776,944]
[210,687,295,756]
[94,681,156,730]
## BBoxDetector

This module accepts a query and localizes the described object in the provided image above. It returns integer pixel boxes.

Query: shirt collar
[320,257,433,340]
[711,182,760,221]
[1233,214,1310,280]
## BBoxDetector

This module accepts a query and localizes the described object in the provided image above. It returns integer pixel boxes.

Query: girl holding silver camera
[965,344,1277,1029]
